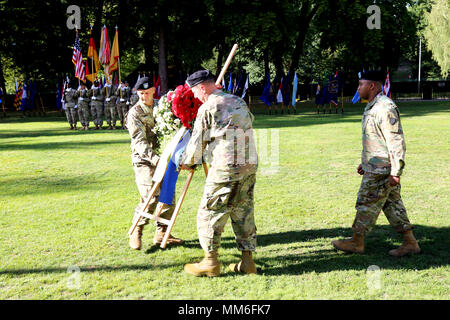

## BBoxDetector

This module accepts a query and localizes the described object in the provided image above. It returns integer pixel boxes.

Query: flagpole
[116,26,122,99]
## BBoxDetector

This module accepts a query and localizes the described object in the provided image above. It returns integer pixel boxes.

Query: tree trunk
[288,2,319,83]
[158,4,169,95]
[0,57,7,97]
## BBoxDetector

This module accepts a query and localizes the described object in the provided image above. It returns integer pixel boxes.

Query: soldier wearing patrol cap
[180,70,258,277]
[332,70,421,257]
[115,80,131,129]
[126,76,184,250]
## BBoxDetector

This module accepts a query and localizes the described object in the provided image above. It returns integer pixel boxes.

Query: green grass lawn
[0,101,448,300]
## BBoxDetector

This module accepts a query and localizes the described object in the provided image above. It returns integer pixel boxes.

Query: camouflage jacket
[64,88,78,106]
[89,86,105,102]
[126,99,160,167]
[361,92,406,176]
[115,86,131,103]
[75,88,90,108]
[183,90,258,183]
[103,85,116,104]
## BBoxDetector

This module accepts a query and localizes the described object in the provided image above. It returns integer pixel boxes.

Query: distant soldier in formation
[76,83,91,130]
[130,86,139,106]
[116,80,131,129]
[332,70,421,257]
[89,80,105,130]
[104,81,117,130]
[63,81,78,130]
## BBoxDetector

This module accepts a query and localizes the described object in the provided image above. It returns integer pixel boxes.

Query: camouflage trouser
[116,103,129,125]
[352,172,413,235]
[90,102,103,126]
[77,106,90,127]
[105,103,117,126]
[197,173,257,253]
[132,164,175,231]
[65,104,77,125]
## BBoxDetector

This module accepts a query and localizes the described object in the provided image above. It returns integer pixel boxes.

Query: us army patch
[389,117,397,125]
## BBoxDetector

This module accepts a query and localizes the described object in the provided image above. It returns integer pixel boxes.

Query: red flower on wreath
[168,83,202,129]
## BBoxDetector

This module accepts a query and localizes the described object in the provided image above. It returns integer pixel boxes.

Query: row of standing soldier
[62,79,139,130]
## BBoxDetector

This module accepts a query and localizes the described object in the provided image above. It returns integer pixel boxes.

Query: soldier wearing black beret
[332,70,421,257]
[126,76,183,250]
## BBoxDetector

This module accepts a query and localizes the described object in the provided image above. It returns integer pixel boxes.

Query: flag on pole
[20,80,28,111]
[227,73,233,93]
[72,33,85,81]
[352,90,361,104]
[87,29,100,83]
[159,130,192,205]
[292,72,298,106]
[14,81,23,110]
[56,81,62,110]
[282,72,290,105]
[221,77,226,90]
[383,71,391,98]
[259,74,272,106]
[276,76,284,104]
[241,75,249,99]
[109,27,120,74]
[154,75,161,99]
[99,26,111,81]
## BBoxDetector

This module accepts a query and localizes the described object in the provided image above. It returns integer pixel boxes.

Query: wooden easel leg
[128,181,161,236]
[160,171,195,248]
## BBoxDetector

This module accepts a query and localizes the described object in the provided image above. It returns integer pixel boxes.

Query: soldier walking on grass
[180,70,258,277]
[331,70,421,257]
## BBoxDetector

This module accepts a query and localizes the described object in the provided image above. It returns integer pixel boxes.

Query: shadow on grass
[0,225,447,277]
[181,224,449,275]
[0,175,103,196]
[0,263,179,276]
[0,139,130,151]
[0,127,129,140]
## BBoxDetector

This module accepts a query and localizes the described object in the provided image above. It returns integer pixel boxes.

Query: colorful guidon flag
[383,71,391,98]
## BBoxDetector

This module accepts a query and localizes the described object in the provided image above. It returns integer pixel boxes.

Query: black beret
[186,70,215,87]
[134,77,153,90]
[359,70,385,82]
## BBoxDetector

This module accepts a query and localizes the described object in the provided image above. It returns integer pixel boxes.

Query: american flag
[72,34,85,81]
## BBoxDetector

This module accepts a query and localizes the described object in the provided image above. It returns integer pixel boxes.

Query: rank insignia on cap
[144,83,148,89]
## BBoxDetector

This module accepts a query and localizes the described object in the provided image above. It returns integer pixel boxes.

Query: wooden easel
[128,44,239,249]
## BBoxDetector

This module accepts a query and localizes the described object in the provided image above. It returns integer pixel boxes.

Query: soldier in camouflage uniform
[63,81,78,130]
[89,80,105,130]
[332,70,420,257]
[115,80,131,129]
[130,87,139,106]
[75,83,91,130]
[126,77,183,250]
[181,70,258,277]
[104,81,117,130]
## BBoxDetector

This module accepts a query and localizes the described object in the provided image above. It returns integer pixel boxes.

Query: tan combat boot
[129,225,144,250]
[153,226,184,245]
[332,233,365,253]
[184,251,221,277]
[389,230,421,257]
[229,251,257,274]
